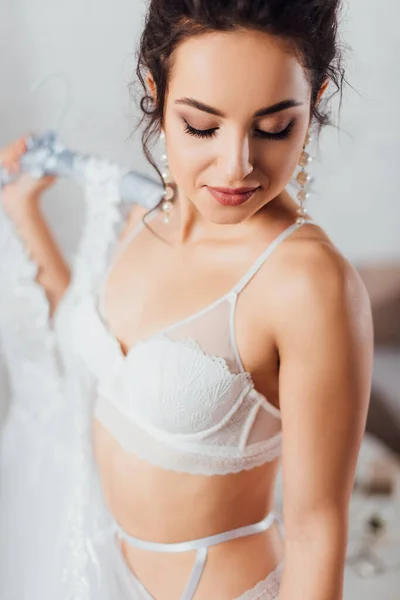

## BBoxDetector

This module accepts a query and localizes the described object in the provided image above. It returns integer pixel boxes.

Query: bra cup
[71,291,283,471]
[97,335,253,438]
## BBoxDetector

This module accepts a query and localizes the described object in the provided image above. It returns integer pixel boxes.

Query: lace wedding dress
[0,158,156,600]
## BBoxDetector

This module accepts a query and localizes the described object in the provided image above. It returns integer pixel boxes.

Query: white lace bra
[72,208,314,475]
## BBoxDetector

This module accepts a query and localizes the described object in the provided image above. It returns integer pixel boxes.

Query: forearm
[279,512,348,600]
[12,200,71,317]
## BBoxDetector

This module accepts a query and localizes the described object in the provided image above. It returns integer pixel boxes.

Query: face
[151,29,318,225]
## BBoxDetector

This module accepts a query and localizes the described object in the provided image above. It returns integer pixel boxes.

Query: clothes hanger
[0,72,163,209]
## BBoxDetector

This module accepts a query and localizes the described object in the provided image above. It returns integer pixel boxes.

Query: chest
[100,225,273,361]
[75,214,281,412]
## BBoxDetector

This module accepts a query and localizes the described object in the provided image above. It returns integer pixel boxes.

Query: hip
[107,510,284,600]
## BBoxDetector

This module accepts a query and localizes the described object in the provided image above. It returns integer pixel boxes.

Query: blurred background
[0,0,399,597]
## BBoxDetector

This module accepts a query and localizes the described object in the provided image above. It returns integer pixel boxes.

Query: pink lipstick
[206,185,259,206]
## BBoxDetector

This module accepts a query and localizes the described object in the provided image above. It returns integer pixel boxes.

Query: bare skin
[1,28,372,600]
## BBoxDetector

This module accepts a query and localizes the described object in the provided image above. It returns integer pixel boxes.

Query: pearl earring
[296,130,313,224]
[159,130,175,224]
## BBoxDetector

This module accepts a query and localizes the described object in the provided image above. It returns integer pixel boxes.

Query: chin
[192,185,269,226]
[197,203,257,226]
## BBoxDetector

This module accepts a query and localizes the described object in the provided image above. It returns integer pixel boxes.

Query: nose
[218,131,254,183]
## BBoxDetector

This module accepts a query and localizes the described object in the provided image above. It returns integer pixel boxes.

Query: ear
[146,71,157,103]
[315,78,329,107]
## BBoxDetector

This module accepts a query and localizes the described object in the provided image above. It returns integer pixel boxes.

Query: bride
[0,1,373,599]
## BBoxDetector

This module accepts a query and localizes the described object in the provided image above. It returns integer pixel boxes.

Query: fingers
[0,136,29,179]
[0,136,28,165]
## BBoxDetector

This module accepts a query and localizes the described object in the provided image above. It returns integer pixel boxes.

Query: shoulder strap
[232,219,315,296]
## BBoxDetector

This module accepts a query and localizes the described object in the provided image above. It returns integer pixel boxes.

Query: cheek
[258,138,305,186]
[166,134,210,189]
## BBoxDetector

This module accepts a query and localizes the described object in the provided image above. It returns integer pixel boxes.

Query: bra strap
[232,219,314,296]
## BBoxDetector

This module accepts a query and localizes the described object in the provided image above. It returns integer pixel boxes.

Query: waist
[93,414,280,541]
[112,511,279,553]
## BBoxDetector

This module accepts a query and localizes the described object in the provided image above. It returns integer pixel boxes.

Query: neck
[167,187,270,246]
[164,187,297,246]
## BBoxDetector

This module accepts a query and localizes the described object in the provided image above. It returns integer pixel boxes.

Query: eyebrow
[174,97,304,118]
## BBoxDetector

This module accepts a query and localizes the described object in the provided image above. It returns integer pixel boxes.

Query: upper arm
[273,241,373,536]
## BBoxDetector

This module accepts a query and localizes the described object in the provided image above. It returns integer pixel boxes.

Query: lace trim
[234,561,283,600]
[95,394,282,475]
[69,160,127,294]
[151,333,253,384]
[59,158,128,600]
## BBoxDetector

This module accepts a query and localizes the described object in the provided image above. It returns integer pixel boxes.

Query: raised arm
[273,241,373,600]
[0,136,70,317]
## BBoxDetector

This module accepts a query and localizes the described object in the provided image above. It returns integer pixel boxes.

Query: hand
[0,134,57,223]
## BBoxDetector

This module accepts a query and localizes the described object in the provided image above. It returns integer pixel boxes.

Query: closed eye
[183,119,295,140]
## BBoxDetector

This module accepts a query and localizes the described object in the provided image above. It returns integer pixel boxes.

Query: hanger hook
[29,72,73,132]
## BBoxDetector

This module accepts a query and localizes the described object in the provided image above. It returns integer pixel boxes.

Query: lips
[206,185,259,207]
[211,186,258,194]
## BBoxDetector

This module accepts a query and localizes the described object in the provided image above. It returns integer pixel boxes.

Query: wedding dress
[0,158,141,599]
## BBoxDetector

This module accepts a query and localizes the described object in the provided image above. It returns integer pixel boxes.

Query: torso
[90,190,330,596]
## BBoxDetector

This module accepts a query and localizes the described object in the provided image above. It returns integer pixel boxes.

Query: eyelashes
[183,119,295,140]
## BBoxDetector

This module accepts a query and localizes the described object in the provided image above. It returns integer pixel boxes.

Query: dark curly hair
[130,0,348,204]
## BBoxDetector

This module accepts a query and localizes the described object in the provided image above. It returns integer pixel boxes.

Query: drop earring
[296,129,313,224]
[159,130,175,224]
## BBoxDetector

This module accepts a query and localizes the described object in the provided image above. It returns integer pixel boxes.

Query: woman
[0,1,373,599]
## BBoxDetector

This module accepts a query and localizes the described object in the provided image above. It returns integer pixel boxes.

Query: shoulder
[263,224,373,348]
[119,203,153,243]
